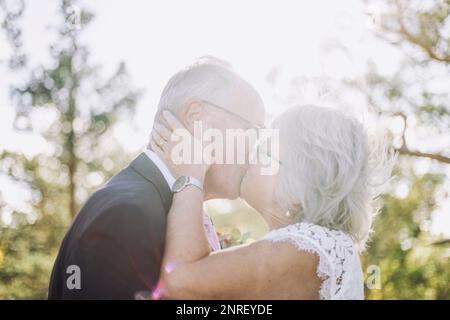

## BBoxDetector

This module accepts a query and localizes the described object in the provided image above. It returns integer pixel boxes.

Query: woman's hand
[150,111,209,183]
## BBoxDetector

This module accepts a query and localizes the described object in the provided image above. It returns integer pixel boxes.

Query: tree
[0,0,26,69]
[0,0,140,298]
[11,0,140,217]
[355,0,450,299]
[360,0,450,164]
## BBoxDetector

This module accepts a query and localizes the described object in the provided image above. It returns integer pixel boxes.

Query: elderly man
[48,57,265,299]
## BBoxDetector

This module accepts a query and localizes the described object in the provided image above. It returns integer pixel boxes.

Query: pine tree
[0,0,141,298]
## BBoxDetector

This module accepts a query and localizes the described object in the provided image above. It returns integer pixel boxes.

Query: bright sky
[0,0,448,235]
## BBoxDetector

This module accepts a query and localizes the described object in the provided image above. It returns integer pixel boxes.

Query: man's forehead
[204,79,266,127]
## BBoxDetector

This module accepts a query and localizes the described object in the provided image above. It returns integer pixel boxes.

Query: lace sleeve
[265,223,363,300]
[264,224,335,299]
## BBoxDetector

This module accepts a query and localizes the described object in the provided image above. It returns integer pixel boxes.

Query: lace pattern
[263,222,364,300]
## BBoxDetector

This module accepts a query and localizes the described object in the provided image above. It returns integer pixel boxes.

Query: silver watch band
[172,175,203,193]
[185,176,203,192]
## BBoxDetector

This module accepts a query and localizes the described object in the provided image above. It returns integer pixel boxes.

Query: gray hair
[274,105,395,251]
[158,56,240,111]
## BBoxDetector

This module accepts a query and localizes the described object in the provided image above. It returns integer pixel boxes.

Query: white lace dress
[264,222,364,300]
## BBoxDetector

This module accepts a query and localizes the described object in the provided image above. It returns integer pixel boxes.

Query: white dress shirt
[143,149,221,251]
[144,149,175,189]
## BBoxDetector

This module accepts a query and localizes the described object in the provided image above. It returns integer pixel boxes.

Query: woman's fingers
[152,129,176,155]
[151,129,166,146]
[150,133,171,158]
[154,122,172,141]
[162,111,184,131]
[149,136,163,155]
[151,126,177,159]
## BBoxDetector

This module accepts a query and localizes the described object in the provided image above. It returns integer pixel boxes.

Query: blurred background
[0,0,449,299]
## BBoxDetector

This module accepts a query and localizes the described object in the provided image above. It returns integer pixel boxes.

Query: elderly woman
[151,104,393,300]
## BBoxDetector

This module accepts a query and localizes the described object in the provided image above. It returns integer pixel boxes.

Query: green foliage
[358,0,450,299]
[0,0,140,299]
[0,213,67,299]
[364,167,450,299]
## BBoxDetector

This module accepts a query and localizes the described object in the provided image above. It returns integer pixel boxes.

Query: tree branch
[431,238,450,246]
[398,147,450,164]
[394,0,450,63]
[394,111,450,164]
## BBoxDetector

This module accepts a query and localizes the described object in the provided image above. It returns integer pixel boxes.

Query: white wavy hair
[274,105,395,251]
[157,56,240,111]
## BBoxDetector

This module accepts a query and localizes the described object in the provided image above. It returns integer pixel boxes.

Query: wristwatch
[171,176,203,193]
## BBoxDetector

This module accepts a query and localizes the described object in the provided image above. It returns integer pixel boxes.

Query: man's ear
[182,102,204,130]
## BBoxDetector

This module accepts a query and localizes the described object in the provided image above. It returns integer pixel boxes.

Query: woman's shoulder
[264,222,354,250]
[262,222,363,299]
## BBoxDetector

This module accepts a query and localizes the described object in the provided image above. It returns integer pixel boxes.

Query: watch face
[172,176,187,192]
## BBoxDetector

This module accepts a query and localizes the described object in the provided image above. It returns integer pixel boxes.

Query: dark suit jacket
[48,153,173,299]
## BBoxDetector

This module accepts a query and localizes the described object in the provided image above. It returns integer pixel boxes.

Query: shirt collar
[143,149,176,189]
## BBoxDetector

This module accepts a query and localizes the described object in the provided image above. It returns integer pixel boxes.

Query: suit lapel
[129,152,173,213]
